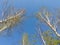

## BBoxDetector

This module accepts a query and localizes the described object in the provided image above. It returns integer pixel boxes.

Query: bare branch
[0,9,25,32]
[38,27,46,45]
[37,9,60,37]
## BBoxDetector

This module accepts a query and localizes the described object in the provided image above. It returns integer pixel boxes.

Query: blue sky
[0,0,60,45]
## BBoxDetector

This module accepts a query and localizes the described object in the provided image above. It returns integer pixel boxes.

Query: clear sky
[0,0,60,45]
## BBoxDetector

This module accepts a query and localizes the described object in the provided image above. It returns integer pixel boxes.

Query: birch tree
[36,7,60,37]
[0,0,26,32]
[35,7,60,45]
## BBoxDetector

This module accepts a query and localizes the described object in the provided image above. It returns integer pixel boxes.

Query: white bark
[38,12,60,37]
[0,9,25,32]
[38,28,46,45]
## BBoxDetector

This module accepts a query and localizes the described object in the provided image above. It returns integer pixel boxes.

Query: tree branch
[38,28,47,45]
[37,12,60,37]
[0,9,25,32]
